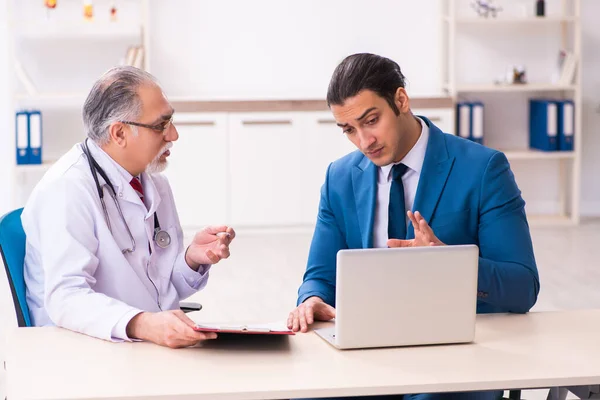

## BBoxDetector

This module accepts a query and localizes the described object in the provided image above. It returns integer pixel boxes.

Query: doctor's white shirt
[22,139,210,341]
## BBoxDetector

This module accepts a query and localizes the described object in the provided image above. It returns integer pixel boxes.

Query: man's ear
[394,87,410,114]
[109,122,127,148]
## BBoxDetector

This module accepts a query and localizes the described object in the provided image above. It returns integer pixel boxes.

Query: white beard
[146,142,172,174]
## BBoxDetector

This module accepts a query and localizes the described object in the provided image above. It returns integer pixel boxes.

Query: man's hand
[287,296,335,333]
[387,211,445,248]
[126,310,217,348]
[185,225,236,270]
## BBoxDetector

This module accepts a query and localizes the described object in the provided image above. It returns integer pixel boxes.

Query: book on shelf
[14,60,37,96]
[123,46,144,69]
[553,50,577,85]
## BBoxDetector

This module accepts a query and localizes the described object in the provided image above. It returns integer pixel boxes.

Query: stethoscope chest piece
[82,139,172,253]
[154,228,171,249]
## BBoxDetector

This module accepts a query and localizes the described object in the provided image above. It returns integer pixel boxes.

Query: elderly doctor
[21,66,235,348]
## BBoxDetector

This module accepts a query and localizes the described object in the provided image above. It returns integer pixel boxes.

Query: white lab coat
[22,140,210,341]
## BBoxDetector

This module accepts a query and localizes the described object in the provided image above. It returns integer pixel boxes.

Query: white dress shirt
[22,139,210,342]
[373,117,429,248]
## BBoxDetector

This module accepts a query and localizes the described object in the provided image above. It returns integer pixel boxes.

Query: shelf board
[15,161,55,172]
[14,92,87,105]
[444,16,578,25]
[12,20,141,38]
[502,149,575,160]
[449,83,576,93]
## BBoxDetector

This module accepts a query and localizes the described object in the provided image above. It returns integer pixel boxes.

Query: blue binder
[28,110,43,164]
[470,102,484,145]
[557,100,574,151]
[529,100,558,152]
[456,102,471,140]
[15,111,30,165]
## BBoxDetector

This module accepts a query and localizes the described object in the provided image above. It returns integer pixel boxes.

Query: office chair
[0,208,201,329]
[0,208,31,327]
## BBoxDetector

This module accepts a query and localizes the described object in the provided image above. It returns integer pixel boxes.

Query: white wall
[149,0,443,99]
[0,0,14,216]
[580,0,600,215]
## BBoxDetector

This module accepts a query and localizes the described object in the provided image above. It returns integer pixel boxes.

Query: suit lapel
[352,156,377,248]
[410,119,455,238]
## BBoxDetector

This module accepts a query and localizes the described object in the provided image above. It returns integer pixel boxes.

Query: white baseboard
[180,201,600,236]
[526,200,600,218]
[581,201,600,217]
[183,225,315,237]
[524,201,561,216]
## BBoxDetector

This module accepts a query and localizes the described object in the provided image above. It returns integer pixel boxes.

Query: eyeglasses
[119,116,173,134]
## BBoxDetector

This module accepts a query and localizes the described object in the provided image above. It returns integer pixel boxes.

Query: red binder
[194,322,295,335]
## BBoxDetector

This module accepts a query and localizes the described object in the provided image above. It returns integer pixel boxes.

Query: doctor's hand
[185,225,236,270]
[126,310,217,349]
[387,211,445,248]
[287,296,336,333]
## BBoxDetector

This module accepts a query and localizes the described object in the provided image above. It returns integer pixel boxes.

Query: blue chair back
[0,208,31,327]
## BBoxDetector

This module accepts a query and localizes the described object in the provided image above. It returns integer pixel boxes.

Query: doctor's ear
[109,122,127,148]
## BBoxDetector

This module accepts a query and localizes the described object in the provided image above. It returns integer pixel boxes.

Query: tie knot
[129,176,144,199]
[391,163,408,181]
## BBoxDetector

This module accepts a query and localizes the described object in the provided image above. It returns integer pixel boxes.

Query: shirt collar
[379,116,429,182]
[84,139,134,190]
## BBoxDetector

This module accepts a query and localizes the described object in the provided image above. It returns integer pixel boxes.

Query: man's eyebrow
[151,107,175,124]
[336,107,378,127]
[356,107,377,121]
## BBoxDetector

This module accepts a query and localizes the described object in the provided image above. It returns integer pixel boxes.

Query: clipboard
[194,322,295,336]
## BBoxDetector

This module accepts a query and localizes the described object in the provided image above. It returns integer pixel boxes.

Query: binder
[456,102,471,140]
[557,100,574,151]
[15,111,29,165]
[470,102,484,145]
[529,99,558,152]
[28,110,43,164]
[194,322,295,336]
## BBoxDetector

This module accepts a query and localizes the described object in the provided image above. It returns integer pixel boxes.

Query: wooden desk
[6,310,600,400]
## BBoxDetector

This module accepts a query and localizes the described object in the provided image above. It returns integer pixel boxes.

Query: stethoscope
[81,139,171,254]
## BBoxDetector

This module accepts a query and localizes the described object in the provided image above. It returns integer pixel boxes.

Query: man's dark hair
[326,53,406,116]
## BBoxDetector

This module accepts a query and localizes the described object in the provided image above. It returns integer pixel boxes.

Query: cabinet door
[413,108,455,135]
[302,112,358,223]
[228,112,307,226]
[163,113,228,228]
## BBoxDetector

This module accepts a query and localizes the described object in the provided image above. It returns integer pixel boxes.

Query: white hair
[83,66,158,145]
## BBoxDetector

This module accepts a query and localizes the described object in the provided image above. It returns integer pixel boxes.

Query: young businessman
[287,53,540,400]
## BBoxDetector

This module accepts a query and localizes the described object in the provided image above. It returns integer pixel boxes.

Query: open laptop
[314,245,479,349]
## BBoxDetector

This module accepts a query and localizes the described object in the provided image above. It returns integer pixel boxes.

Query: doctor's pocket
[151,226,181,279]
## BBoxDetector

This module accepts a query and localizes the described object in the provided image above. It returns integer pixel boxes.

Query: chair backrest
[0,208,31,327]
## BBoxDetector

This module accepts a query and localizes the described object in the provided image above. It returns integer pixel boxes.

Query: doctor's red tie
[129,176,145,204]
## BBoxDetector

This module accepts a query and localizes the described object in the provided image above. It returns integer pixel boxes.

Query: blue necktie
[388,163,409,241]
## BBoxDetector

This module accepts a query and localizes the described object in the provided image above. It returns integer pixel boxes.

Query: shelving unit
[10,20,142,38]
[504,149,575,160]
[14,92,88,102]
[14,161,55,173]
[444,15,577,24]
[7,0,150,209]
[449,83,576,93]
[442,0,582,225]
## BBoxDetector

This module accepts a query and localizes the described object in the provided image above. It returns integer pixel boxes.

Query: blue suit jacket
[297,117,540,314]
